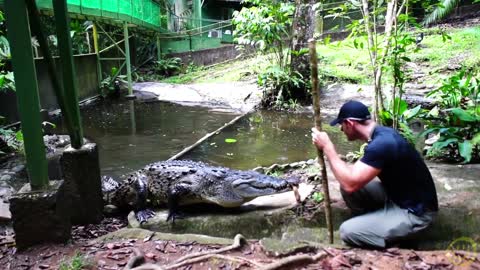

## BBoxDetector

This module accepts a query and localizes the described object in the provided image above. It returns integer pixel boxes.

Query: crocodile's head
[225,171,300,202]
[102,173,147,210]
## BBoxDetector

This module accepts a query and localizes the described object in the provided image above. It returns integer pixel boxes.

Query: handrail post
[93,22,102,92]
[4,0,49,190]
[156,35,161,61]
[124,22,134,97]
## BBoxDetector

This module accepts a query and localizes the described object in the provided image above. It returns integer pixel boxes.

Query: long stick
[168,111,250,161]
[308,39,334,244]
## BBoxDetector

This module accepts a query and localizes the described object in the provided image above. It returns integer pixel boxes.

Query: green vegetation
[421,69,480,163]
[58,253,91,270]
[160,26,480,89]
[161,55,271,84]
[318,27,480,86]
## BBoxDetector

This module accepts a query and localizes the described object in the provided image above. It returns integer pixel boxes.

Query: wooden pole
[308,39,334,244]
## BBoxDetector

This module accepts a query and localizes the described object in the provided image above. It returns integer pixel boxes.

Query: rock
[103,204,119,215]
[0,185,14,198]
[425,133,440,146]
[0,175,12,182]
[447,64,461,70]
[0,200,11,221]
[11,165,25,173]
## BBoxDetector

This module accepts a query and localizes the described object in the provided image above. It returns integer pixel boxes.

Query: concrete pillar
[61,143,103,225]
[10,181,72,250]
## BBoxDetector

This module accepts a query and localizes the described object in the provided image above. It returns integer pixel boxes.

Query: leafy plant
[100,67,126,96]
[257,65,305,110]
[0,128,23,154]
[312,192,324,203]
[154,57,182,76]
[422,0,480,26]
[58,253,91,270]
[0,36,10,60]
[379,98,421,145]
[0,71,15,92]
[421,69,480,163]
[232,0,294,69]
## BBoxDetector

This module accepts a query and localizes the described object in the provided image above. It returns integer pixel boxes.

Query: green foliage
[0,11,14,93]
[383,30,418,141]
[69,20,92,55]
[0,128,24,154]
[0,36,10,59]
[266,170,284,177]
[100,67,126,95]
[422,0,460,26]
[232,0,294,69]
[58,253,90,270]
[421,70,480,163]
[0,71,15,92]
[257,65,305,110]
[154,57,182,76]
[379,98,421,145]
[312,192,324,203]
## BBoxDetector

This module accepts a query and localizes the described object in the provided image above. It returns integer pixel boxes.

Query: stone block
[61,143,103,225]
[9,181,71,250]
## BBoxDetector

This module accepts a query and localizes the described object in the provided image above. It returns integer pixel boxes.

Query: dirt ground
[0,216,478,270]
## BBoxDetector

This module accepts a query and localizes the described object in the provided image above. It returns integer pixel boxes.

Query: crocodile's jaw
[231,174,299,200]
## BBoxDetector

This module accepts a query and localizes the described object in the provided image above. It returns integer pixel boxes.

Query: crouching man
[311,100,438,248]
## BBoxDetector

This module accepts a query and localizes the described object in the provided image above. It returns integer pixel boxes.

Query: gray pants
[339,180,436,249]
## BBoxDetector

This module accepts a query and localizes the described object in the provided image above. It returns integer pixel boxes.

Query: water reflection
[54,100,238,178]
[184,110,360,170]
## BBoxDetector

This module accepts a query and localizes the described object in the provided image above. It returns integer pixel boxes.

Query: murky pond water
[184,110,360,170]
[55,100,237,178]
[55,99,359,176]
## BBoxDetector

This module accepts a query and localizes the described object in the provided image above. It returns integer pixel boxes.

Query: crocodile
[102,160,299,223]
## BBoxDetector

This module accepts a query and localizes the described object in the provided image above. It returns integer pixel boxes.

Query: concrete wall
[0,54,100,124]
[169,44,240,66]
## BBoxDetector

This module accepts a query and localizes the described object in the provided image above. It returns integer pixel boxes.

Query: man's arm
[311,128,380,193]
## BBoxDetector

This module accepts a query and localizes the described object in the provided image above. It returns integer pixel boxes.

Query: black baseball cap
[329,100,371,126]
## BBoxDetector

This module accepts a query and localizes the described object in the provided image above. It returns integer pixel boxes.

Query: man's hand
[311,127,333,151]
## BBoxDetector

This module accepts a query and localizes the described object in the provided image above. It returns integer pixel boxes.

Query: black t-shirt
[360,126,439,215]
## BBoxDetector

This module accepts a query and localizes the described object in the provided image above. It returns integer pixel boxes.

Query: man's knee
[339,220,356,244]
[339,219,386,249]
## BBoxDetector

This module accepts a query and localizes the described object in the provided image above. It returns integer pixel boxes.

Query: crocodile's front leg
[133,175,155,224]
[166,184,192,223]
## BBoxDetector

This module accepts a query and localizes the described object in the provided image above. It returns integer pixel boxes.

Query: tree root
[125,234,248,270]
[166,254,261,269]
[125,248,146,270]
[171,234,246,264]
[125,234,329,270]
[259,252,328,270]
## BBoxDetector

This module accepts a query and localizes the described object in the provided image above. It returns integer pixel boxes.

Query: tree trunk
[289,0,316,103]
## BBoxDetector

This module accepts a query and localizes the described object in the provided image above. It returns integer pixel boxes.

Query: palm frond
[422,0,462,26]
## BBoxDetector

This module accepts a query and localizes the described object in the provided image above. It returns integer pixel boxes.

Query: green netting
[81,0,102,16]
[29,0,163,30]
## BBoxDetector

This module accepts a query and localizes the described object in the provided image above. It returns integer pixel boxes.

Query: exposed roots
[171,234,246,265]
[259,252,328,270]
[125,233,329,270]
[126,234,249,270]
